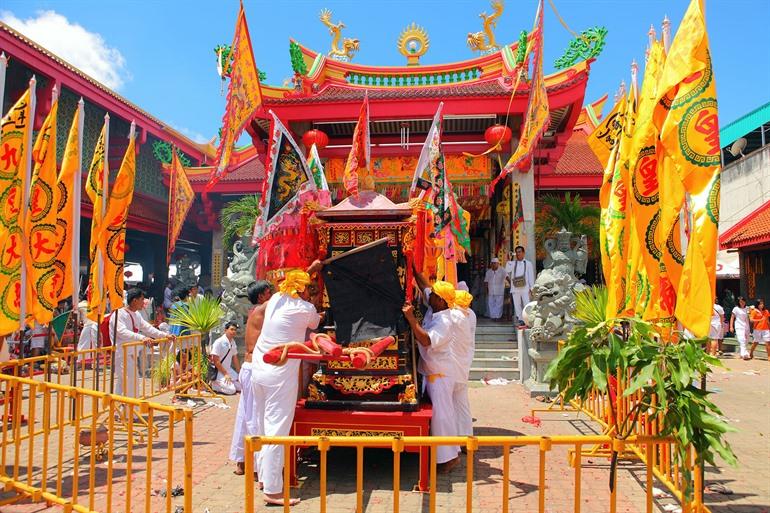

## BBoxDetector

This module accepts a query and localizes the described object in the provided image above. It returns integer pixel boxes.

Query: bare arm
[245,303,268,356]
[402,304,431,347]
[730,313,735,333]
[412,266,431,291]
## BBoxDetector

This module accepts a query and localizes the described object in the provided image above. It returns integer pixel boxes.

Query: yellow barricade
[243,434,707,513]
[0,373,194,513]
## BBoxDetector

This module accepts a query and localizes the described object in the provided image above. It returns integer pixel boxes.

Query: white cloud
[171,123,211,144]
[1,10,130,90]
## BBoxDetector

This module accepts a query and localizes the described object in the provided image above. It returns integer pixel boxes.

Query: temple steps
[469,320,519,381]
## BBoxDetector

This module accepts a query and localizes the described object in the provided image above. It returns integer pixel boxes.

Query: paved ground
[1,354,768,513]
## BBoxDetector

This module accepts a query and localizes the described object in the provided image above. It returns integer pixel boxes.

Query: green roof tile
[720,101,770,147]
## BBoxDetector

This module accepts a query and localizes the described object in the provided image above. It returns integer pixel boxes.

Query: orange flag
[655,0,721,337]
[56,102,82,303]
[0,89,32,335]
[343,95,372,197]
[85,123,107,321]
[25,98,61,324]
[167,148,195,263]
[101,133,136,308]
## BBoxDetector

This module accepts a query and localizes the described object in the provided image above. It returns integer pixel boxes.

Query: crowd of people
[711,295,770,360]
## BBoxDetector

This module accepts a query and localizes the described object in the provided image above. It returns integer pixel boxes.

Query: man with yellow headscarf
[403,280,464,472]
[452,283,476,442]
[251,269,321,507]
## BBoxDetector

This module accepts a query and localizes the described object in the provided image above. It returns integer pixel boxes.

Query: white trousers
[487,295,504,319]
[252,376,298,495]
[735,328,750,357]
[511,288,529,323]
[212,367,241,395]
[114,345,140,398]
[229,363,262,467]
[425,376,460,464]
[453,381,473,437]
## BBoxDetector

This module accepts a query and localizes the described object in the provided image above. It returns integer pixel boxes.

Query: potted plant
[545,285,737,499]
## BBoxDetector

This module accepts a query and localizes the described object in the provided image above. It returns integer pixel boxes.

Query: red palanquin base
[290,399,433,491]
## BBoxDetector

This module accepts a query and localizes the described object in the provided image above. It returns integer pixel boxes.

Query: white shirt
[710,304,724,332]
[253,293,321,385]
[451,306,477,380]
[421,287,434,325]
[108,308,166,348]
[211,334,237,380]
[732,306,749,331]
[507,258,535,291]
[484,267,507,296]
[418,308,462,380]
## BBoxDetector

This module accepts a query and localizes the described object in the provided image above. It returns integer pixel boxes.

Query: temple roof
[720,199,770,250]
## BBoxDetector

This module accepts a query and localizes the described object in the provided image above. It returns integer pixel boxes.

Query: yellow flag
[25,99,61,324]
[626,41,667,320]
[588,99,624,169]
[598,98,627,286]
[656,0,720,337]
[0,90,32,335]
[101,135,136,308]
[56,106,81,302]
[604,86,637,318]
[86,124,106,321]
[167,148,195,264]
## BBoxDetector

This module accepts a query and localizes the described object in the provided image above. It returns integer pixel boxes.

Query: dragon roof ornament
[467,0,504,54]
[319,9,360,62]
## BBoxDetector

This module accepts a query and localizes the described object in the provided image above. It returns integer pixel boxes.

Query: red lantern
[302,129,329,150]
[484,124,512,153]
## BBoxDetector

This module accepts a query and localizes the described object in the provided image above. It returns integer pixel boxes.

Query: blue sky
[2,0,768,143]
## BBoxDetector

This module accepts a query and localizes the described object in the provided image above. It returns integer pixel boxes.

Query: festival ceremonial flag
[307,143,329,191]
[167,147,195,264]
[604,84,638,318]
[101,127,136,308]
[25,96,61,324]
[512,183,525,248]
[627,41,667,320]
[490,0,549,192]
[85,121,107,321]
[411,102,444,197]
[207,2,262,190]
[56,100,83,304]
[655,0,721,337]
[587,98,625,169]
[0,88,33,335]
[343,94,372,197]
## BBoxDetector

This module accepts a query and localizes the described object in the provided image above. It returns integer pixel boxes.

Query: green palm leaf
[167,297,224,334]
[220,194,260,249]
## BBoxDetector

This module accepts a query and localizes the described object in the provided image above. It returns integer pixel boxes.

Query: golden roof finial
[319,8,360,61]
[398,23,430,66]
[467,0,504,54]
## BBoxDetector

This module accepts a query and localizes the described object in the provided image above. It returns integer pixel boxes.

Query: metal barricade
[243,434,708,513]
[0,373,193,512]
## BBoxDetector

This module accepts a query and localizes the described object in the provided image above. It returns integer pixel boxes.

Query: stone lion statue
[527,269,582,344]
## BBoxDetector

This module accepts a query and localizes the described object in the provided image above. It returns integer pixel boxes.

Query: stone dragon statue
[220,237,258,325]
[319,9,360,61]
[467,0,504,53]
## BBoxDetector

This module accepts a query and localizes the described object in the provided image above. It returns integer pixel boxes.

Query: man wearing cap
[484,258,507,320]
[452,285,476,440]
[251,270,321,506]
[403,280,463,472]
[508,246,535,326]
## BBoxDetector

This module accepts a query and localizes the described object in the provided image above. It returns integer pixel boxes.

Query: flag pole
[0,53,7,116]
[19,76,37,337]
[95,112,109,391]
[73,99,84,313]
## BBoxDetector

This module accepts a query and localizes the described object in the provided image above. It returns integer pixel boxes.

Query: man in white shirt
[484,258,507,320]
[252,270,320,506]
[508,246,535,326]
[452,285,477,441]
[403,280,463,473]
[230,280,273,477]
[110,288,173,397]
[210,321,241,395]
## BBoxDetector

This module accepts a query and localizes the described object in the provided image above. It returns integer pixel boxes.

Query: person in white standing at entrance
[210,321,242,395]
[110,288,173,397]
[484,258,507,320]
[229,280,273,478]
[403,280,463,472]
[507,246,535,326]
[730,296,750,360]
[452,283,476,442]
[252,270,321,507]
